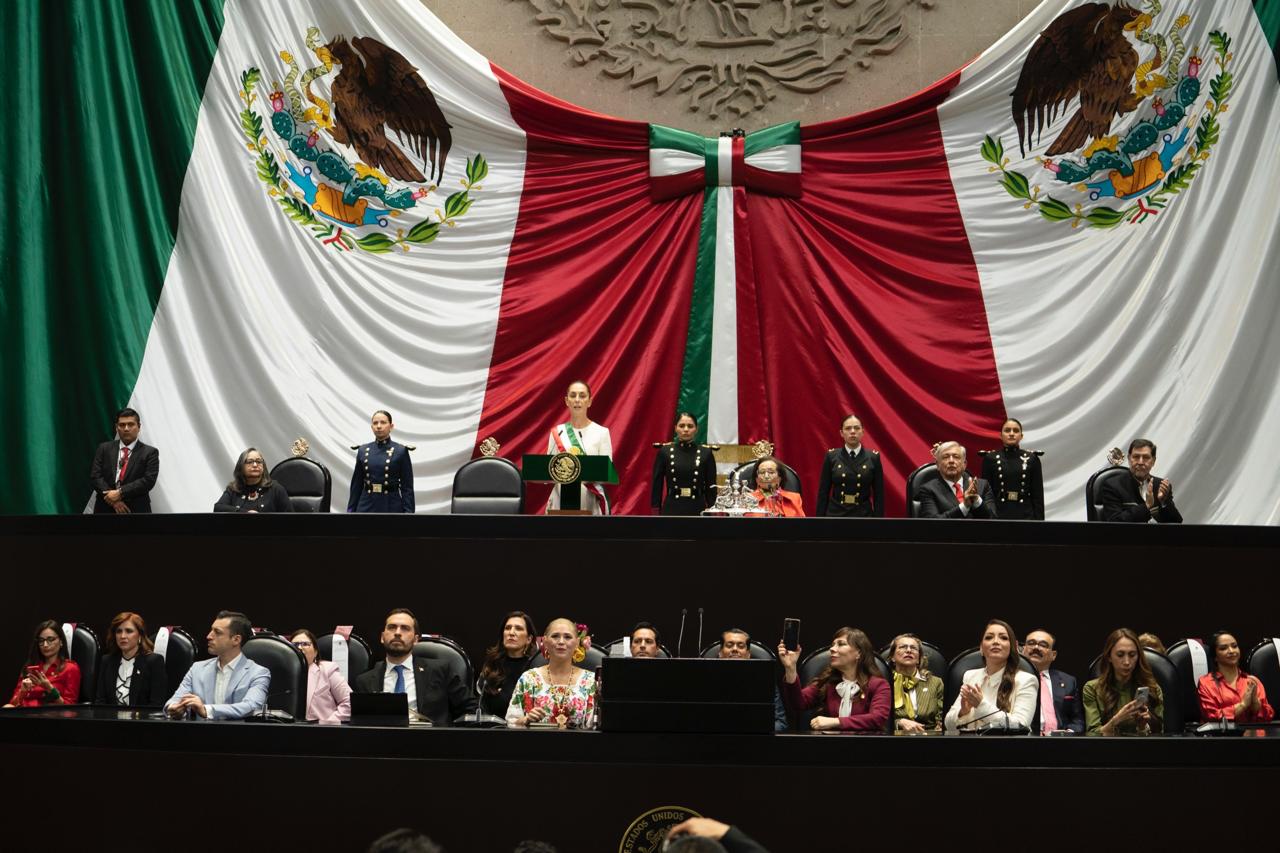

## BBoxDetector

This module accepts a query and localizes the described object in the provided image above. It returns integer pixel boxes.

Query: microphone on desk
[958,708,1030,735]
[254,686,298,723]
[676,608,688,658]
[696,607,704,658]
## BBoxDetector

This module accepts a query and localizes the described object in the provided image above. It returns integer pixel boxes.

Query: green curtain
[0,0,225,513]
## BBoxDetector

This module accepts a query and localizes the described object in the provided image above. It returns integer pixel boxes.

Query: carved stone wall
[425,0,1037,132]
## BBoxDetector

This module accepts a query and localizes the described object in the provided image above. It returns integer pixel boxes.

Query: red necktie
[953,481,964,503]
[117,446,131,486]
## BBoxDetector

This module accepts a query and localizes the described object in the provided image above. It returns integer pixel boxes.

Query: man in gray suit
[165,611,270,720]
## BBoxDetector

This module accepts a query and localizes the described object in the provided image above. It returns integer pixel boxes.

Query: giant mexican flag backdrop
[2,0,1278,522]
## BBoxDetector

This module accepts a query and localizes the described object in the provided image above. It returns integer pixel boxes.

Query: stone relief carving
[515,0,936,119]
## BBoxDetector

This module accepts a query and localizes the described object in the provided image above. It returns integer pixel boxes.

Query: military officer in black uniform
[816,414,885,517]
[979,417,1044,520]
[347,410,415,513]
[650,412,717,515]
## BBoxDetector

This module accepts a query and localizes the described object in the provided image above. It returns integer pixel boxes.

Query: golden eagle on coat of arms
[980,0,1235,229]
[237,27,487,255]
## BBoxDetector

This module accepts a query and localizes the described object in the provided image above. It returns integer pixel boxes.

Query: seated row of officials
[12,613,1268,735]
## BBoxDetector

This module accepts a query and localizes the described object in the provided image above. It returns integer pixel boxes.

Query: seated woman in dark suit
[778,627,890,731]
[478,611,537,716]
[1082,628,1164,735]
[887,633,944,732]
[5,620,80,707]
[1197,630,1274,724]
[96,611,167,707]
[213,447,291,512]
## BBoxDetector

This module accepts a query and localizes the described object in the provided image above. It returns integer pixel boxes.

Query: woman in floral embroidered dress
[506,617,596,729]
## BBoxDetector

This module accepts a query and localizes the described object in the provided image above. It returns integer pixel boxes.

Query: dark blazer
[213,482,293,513]
[354,656,476,726]
[1044,668,1085,733]
[1100,473,1182,523]
[816,446,884,517]
[915,473,998,519]
[95,652,168,706]
[89,440,159,513]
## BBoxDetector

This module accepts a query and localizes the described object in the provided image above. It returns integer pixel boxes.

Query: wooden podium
[521,453,618,514]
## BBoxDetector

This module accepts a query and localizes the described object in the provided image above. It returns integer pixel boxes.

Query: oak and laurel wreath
[980,30,1232,229]
[237,66,486,253]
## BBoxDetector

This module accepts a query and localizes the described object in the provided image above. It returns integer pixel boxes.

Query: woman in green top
[1082,628,1164,735]
[888,633,945,732]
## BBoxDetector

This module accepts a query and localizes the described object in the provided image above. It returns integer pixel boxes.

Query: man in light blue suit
[164,610,270,720]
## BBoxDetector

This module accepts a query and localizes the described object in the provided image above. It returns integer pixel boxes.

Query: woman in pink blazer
[291,628,351,724]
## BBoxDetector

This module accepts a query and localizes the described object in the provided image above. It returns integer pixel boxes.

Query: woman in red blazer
[5,620,80,707]
[778,627,890,732]
[1198,631,1274,723]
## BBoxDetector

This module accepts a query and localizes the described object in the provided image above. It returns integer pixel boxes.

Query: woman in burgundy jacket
[779,627,890,732]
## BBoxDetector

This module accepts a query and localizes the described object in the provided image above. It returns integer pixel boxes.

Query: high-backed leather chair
[1088,647,1183,733]
[65,623,100,703]
[413,636,475,709]
[795,649,893,732]
[451,457,524,514]
[242,635,307,719]
[905,463,940,518]
[699,640,777,661]
[1245,639,1280,708]
[270,456,332,512]
[152,627,199,696]
[946,648,1040,733]
[316,632,374,687]
[598,637,672,659]
[1164,639,1206,726]
[731,459,802,494]
[1085,465,1129,521]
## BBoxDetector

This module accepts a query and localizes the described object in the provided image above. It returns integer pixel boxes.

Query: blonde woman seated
[944,619,1037,733]
[507,618,596,729]
[1082,628,1164,736]
[888,633,944,732]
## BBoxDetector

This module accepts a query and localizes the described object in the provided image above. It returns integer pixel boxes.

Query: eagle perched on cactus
[324,35,452,185]
[1011,2,1152,157]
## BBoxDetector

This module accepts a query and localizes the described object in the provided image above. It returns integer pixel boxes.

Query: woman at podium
[650,412,717,515]
[546,380,613,515]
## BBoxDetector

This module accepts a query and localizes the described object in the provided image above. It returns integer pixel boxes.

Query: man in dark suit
[816,414,885,517]
[1100,438,1182,523]
[89,407,159,513]
[355,607,475,725]
[1021,629,1084,734]
[915,441,998,519]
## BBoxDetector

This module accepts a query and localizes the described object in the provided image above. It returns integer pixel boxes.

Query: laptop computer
[349,692,409,727]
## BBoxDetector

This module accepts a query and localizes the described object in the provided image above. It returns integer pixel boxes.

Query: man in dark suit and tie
[355,608,476,726]
[1021,629,1084,734]
[89,407,160,514]
[816,414,885,517]
[915,441,998,519]
[1099,438,1182,523]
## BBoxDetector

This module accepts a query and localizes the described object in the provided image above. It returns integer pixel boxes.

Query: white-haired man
[915,441,997,519]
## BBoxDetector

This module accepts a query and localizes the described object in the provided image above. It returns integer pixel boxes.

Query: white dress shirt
[944,667,1037,731]
[214,653,242,706]
[382,656,417,712]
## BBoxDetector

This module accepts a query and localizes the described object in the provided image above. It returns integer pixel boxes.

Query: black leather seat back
[1164,640,1204,725]
[731,459,802,494]
[946,647,1040,732]
[316,632,373,686]
[451,457,524,514]
[1246,640,1280,708]
[270,456,331,512]
[153,627,199,697]
[413,636,475,699]
[242,635,306,718]
[1086,465,1129,520]
[67,623,100,703]
[906,463,940,518]
[598,637,671,659]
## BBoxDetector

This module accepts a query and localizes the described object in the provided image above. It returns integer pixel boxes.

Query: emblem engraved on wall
[517,0,935,119]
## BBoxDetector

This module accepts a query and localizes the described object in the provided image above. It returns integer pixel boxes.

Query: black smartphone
[782,618,801,651]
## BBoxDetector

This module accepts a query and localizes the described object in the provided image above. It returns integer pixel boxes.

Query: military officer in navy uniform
[816,414,885,517]
[650,412,717,515]
[347,410,415,513]
[979,418,1044,520]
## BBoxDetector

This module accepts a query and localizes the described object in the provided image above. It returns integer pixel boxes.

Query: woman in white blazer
[945,619,1037,733]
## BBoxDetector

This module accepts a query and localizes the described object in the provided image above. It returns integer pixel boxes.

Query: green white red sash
[551,423,610,514]
[648,122,801,445]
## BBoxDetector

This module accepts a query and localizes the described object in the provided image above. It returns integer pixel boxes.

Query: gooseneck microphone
[696,607,704,658]
[676,608,688,658]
